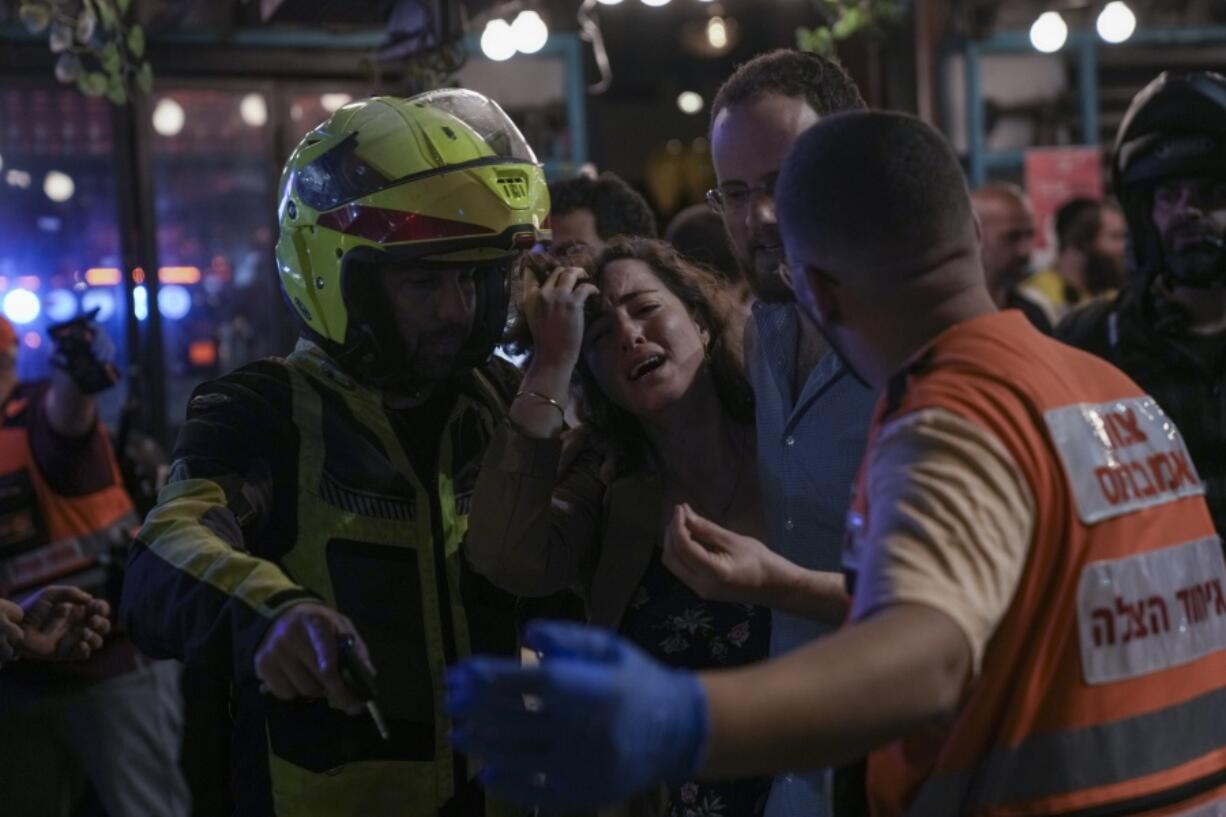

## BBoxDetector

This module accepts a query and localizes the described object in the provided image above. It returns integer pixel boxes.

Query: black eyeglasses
[705,177,776,215]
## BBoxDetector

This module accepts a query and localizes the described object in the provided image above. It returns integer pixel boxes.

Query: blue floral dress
[619,549,772,817]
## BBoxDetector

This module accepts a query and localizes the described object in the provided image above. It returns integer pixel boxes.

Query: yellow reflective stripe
[266,737,440,817]
[140,478,305,618]
[908,685,1226,816]
[292,358,458,802]
[285,364,342,604]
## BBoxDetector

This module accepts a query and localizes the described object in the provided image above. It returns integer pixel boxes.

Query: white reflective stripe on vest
[1044,397,1204,524]
[0,510,138,594]
[1079,536,1226,685]
[905,685,1226,817]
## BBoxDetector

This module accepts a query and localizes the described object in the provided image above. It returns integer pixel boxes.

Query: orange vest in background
[0,386,135,597]
[846,310,1226,817]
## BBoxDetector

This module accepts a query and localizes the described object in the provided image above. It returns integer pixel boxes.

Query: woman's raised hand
[522,263,599,373]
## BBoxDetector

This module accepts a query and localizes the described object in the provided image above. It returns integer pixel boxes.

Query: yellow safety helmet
[275,90,551,383]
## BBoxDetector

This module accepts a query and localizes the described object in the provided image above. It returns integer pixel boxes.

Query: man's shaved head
[777,110,978,291]
[776,111,993,388]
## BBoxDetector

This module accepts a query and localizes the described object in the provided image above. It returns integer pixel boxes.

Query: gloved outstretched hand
[446,620,710,811]
[48,307,119,395]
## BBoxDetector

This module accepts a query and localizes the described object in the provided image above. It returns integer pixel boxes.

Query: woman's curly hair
[507,237,753,472]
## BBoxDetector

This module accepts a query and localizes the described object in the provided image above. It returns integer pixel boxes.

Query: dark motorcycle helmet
[1114,71,1226,290]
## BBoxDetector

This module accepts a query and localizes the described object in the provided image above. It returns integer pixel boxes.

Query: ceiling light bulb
[239,93,268,128]
[152,97,185,137]
[1097,1,1136,44]
[43,170,74,202]
[677,91,704,115]
[511,10,548,54]
[1030,11,1068,53]
[481,19,516,61]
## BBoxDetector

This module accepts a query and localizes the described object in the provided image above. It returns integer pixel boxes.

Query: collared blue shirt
[748,300,876,817]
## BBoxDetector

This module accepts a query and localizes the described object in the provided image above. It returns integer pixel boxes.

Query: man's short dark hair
[1055,197,1108,253]
[548,172,658,241]
[711,49,866,129]
[777,111,973,276]
[665,204,739,284]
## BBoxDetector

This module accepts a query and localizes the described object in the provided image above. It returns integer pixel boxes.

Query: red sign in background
[1024,147,1104,252]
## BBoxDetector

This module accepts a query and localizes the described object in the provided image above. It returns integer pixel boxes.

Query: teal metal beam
[965,40,985,186]
[460,32,589,178]
[1078,36,1098,146]
[957,25,1226,182]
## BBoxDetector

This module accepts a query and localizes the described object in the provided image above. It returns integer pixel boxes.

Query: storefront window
[0,85,129,427]
[149,88,294,432]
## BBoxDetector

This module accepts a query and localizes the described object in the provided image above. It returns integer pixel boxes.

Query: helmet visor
[410,88,539,165]
[296,90,539,212]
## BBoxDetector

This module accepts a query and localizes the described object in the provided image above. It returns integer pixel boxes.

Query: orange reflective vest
[0,385,136,597]
[846,310,1226,817]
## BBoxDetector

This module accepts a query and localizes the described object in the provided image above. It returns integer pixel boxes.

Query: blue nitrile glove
[48,308,119,395]
[446,620,711,811]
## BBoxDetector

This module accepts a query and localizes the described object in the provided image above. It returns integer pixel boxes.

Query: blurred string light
[480,18,516,61]
[677,91,704,115]
[706,16,728,49]
[596,0,623,4]
[1029,10,1068,53]
[641,0,671,6]
[482,9,550,61]
[133,285,148,321]
[320,93,352,113]
[240,93,268,128]
[81,290,116,322]
[512,10,549,54]
[84,267,122,286]
[152,97,185,137]
[44,289,77,323]
[43,170,74,203]
[158,285,192,320]
[1097,1,1136,44]
[3,290,40,325]
[160,265,202,284]
[5,170,31,189]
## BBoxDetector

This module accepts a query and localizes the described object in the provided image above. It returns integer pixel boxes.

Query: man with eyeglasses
[659,49,877,817]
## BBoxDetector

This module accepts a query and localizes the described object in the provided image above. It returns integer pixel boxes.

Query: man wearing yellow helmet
[121,90,549,817]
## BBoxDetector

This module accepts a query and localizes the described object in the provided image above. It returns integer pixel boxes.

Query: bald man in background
[970,182,1054,333]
